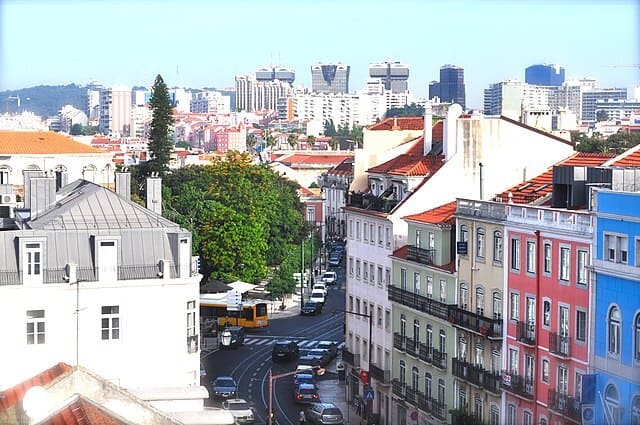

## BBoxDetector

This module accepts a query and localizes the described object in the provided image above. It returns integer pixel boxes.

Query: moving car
[312,283,328,296]
[211,376,238,400]
[221,398,254,424]
[298,355,322,369]
[272,340,299,361]
[293,372,317,389]
[320,271,337,285]
[308,348,332,367]
[293,383,320,404]
[305,402,344,424]
[315,341,338,359]
[310,290,326,305]
[219,326,245,349]
[301,301,323,315]
[328,254,341,266]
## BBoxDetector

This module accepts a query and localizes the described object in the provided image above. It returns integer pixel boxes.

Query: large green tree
[147,74,174,177]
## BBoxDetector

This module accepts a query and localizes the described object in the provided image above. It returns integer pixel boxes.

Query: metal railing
[342,348,360,367]
[388,285,451,321]
[370,363,391,384]
[431,398,447,421]
[419,343,433,363]
[449,306,503,339]
[516,320,536,345]
[548,389,581,423]
[501,371,534,399]
[432,349,448,370]
[484,371,502,395]
[348,193,399,213]
[393,332,407,352]
[392,379,406,398]
[406,338,420,358]
[405,386,417,405]
[417,391,432,413]
[549,332,571,357]
[406,245,436,266]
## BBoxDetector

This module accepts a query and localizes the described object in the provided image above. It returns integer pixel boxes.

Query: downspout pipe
[534,229,541,422]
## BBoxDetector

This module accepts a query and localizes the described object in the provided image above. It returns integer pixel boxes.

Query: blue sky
[1,0,639,108]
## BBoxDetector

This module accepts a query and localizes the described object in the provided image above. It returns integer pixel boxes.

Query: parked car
[328,254,341,266]
[221,398,254,424]
[293,383,320,404]
[272,340,299,361]
[301,301,323,315]
[211,376,238,400]
[320,271,337,285]
[305,402,344,424]
[315,341,338,359]
[310,290,326,305]
[219,326,245,349]
[308,348,332,367]
[312,283,328,296]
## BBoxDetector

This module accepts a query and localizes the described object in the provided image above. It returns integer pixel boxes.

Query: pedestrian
[299,409,306,424]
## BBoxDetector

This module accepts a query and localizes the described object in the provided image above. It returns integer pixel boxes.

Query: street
[201,265,347,424]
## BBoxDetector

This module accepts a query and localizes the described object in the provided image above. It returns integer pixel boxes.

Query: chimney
[115,172,131,200]
[146,175,162,215]
[23,170,45,209]
[29,177,56,219]
[392,116,400,130]
[423,102,433,155]
[443,103,463,161]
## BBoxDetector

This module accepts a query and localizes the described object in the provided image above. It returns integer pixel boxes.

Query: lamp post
[335,308,373,419]
[267,366,325,425]
[300,236,305,313]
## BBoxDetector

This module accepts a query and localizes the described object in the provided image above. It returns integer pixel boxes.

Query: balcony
[417,391,432,413]
[431,398,447,421]
[548,389,581,423]
[501,371,534,400]
[483,371,501,395]
[452,358,482,386]
[516,321,536,346]
[406,245,436,266]
[370,363,391,385]
[405,386,417,406]
[348,193,399,214]
[342,348,360,367]
[393,333,407,352]
[392,379,406,398]
[388,285,451,321]
[549,332,571,357]
[449,306,503,339]
[432,349,448,370]
[406,338,420,358]
[419,343,433,363]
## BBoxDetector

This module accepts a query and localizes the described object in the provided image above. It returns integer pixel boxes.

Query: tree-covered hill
[1,84,87,118]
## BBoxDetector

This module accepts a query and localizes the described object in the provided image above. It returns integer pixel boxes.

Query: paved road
[201,264,347,424]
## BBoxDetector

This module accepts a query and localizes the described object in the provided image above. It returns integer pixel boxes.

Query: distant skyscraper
[311,63,350,94]
[255,65,295,84]
[235,66,295,112]
[525,64,565,86]
[99,86,131,136]
[429,65,465,109]
[369,61,409,93]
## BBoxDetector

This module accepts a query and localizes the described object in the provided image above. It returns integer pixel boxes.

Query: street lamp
[334,308,373,418]
[267,366,325,425]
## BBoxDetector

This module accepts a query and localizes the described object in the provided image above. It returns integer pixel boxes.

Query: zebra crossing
[201,336,330,353]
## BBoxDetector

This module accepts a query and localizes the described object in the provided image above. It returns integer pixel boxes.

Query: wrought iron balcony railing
[432,349,448,370]
[516,320,536,345]
[392,379,406,398]
[483,371,502,395]
[449,306,503,339]
[348,193,399,213]
[417,391,432,413]
[342,348,360,367]
[501,371,534,400]
[393,332,407,352]
[405,386,418,406]
[431,398,447,421]
[406,338,420,358]
[549,332,571,357]
[370,363,391,384]
[548,389,581,423]
[406,245,436,266]
[388,285,451,321]
[419,343,433,363]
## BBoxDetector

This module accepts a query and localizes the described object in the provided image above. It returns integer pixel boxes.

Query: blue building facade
[525,64,565,86]
[591,189,640,425]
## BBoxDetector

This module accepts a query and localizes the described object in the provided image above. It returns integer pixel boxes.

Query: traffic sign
[364,388,375,401]
[360,370,369,384]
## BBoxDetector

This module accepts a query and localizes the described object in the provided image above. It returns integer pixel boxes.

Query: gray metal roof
[27,180,179,231]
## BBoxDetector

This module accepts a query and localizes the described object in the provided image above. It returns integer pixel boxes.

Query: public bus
[200,294,269,329]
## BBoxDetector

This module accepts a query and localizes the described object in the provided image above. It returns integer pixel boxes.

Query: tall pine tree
[147,74,174,177]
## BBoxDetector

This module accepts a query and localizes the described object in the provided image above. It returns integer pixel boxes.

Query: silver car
[222,398,254,424]
[305,402,344,424]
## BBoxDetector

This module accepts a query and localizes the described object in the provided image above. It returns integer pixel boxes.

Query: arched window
[608,306,621,356]
[399,360,406,386]
[459,337,467,360]
[492,291,502,319]
[411,366,419,391]
[413,319,420,347]
[476,227,486,258]
[400,314,406,338]
[476,286,485,316]
[424,372,432,399]
[605,384,620,424]
[426,324,433,348]
[460,282,469,309]
[634,313,640,363]
[493,230,503,263]
[631,395,640,425]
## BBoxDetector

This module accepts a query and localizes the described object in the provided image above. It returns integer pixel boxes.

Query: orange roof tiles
[368,116,425,131]
[279,154,353,165]
[610,148,640,166]
[0,131,104,154]
[367,154,445,177]
[328,157,354,176]
[0,362,72,412]
[494,152,614,204]
[41,397,128,425]
[403,201,457,226]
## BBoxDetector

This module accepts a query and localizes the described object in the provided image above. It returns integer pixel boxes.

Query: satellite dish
[22,386,53,420]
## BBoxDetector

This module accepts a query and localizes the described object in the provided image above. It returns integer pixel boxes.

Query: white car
[320,271,337,285]
[313,283,328,296]
[310,289,326,305]
[222,398,254,424]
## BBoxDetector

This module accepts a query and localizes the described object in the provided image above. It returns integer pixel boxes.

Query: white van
[310,289,326,305]
[312,283,328,296]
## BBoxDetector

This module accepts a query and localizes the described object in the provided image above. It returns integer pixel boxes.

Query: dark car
[308,348,332,367]
[305,402,344,424]
[298,355,322,369]
[301,301,323,315]
[219,326,245,349]
[315,341,338,359]
[211,376,238,400]
[293,372,317,389]
[293,383,320,404]
[272,340,299,361]
[328,254,341,266]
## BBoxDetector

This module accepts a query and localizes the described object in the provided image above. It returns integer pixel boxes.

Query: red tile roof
[367,154,445,177]
[328,157,354,176]
[403,201,457,226]
[368,116,425,131]
[279,154,353,165]
[0,131,104,154]
[40,396,128,425]
[0,362,72,412]
[494,152,614,204]
[609,147,640,166]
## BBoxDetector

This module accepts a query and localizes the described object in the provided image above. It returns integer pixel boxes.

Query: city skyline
[1,0,639,109]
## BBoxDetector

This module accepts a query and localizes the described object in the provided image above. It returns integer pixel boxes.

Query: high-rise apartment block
[369,61,409,93]
[428,65,466,109]
[235,66,295,112]
[311,63,350,94]
[99,86,132,137]
[525,64,565,86]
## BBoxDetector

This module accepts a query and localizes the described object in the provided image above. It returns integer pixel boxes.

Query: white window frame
[526,240,536,274]
[439,279,446,302]
[608,305,621,357]
[22,239,45,285]
[542,298,551,328]
[543,241,552,274]
[101,305,120,340]
[541,358,549,383]
[510,291,520,321]
[476,227,486,259]
[576,308,587,342]
[560,246,570,282]
[493,230,503,264]
[510,237,521,272]
[26,309,45,345]
[577,249,588,286]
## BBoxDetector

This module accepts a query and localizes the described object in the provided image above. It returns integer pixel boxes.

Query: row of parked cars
[327,242,345,267]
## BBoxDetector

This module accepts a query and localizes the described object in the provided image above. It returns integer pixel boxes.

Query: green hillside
[1,84,87,118]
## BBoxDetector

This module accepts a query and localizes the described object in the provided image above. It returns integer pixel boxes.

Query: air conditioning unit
[0,194,16,204]
[581,404,595,425]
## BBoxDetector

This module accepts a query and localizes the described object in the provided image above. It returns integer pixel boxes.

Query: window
[411,367,419,391]
[526,241,536,273]
[400,268,407,290]
[363,261,369,281]
[526,297,536,326]
[363,222,368,241]
[413,272,421,294]
[543,300,551,327]
[507,404,516,425]
[636,238,640,267]
[377,266,383,285]
[349,220,353,238]
[437,379,445,404]
[577,249,588,286]
[490,405,500,425]
[460,225,469,243]
[492,291,502,319]
[349,257,354,276]
[426,275,433,298]
[608,306,621,356]
[605,233,628,264]
[635,314,640,363]
[476,228,486,259]
[424,373,432,400]
[510,238,521,271]
[385,268,391,285]
[370,224,375,244]
[370,264,375,283]
[439,279,446,302]
[459,283,468,309]
[458,386,467,410]
[399,361,406,385]
[356,221,361,239]
[377,307,382,327]
[559,305,569,338]
[558,365,568,395]
[26,310,45,345]
[604,385,620,424]
[0,167,9,184]
[475,343,484,366]
[356,259,361,278]
[542,359,549,382]
[349,296,354,312]
[356,298,361,314]
[631,396,640,425]
[426,325,433,348]
[428,232,435,249]
[560,247,570,281]
[474,397,483,420]
[378,225,383,245]
[385,227,391,248]
[575,372,583,401]
[439,330,446,354]
[476,287,485,316]
[543,242,552,273]
[363,302,368,317]
[523,411,532,425]
[101,305,120,340]
[459,337,467,360]
[493,231,503,264]
[509,348,518,374]
[187,300,197,353]
[510,292,520,321]
[24,242,42,278]
[576,310,587,342]
[385,309,391,331]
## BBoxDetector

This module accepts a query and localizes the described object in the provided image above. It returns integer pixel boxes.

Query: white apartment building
[58,104,88,133]
[130,105,152,138]
[99,85,132,137]
[235,73,294,112]
[190,90,231,114]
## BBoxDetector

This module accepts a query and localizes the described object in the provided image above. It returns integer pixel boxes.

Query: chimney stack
[29,177,56,219]
[115,172,131,200]
[443,103,463,161]
[23,170,45,209]
[146,175,162,215]
[423,102,433,156]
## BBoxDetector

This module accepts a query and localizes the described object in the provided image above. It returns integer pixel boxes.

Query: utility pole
[300,237,304,313]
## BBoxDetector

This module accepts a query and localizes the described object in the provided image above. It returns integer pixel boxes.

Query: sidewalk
[316,359,363,425]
